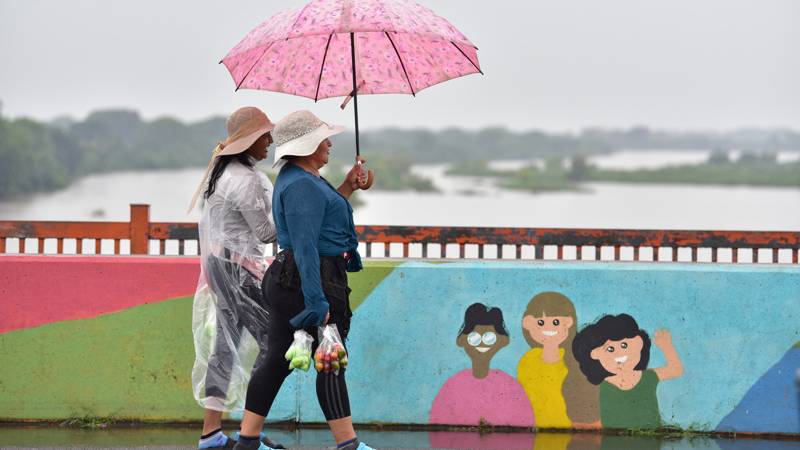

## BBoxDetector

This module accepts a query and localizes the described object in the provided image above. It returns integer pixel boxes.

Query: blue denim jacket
[273,163,362,328]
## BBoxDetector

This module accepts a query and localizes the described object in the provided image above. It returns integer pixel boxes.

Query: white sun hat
[271,110,345,169]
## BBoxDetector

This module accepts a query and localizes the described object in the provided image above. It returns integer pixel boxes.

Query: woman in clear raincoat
[188,106,283,450]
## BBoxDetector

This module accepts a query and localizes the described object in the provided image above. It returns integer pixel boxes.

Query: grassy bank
[446,157,800,192]
[588,161,800,187]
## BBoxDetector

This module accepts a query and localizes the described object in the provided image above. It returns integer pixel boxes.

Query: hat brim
[217,123,275,157]
[272,123,345,168]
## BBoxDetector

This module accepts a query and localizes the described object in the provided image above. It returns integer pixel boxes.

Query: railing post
[130,204,150,255]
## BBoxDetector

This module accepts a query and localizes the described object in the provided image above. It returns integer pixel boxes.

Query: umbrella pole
[350,32,360,157]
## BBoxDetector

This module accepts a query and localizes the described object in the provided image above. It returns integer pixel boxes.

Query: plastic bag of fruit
[284,330,313,371]
[314,324,349,375]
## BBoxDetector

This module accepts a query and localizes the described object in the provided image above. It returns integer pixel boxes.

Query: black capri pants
[244,250,353,420]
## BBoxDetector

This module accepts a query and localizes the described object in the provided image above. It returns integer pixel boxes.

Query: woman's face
[590,335,644,376]
[457,324,509,366]
[310,138,332,169]
[246,132,273,161]
[523,314,573,347]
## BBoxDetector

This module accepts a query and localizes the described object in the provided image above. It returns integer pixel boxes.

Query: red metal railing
[1,204,798,264]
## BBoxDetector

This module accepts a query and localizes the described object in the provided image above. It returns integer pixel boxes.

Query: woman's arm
[241,208,276,244]
[238,174,277,243]
[653,329,684,381]
[284,179,329,329]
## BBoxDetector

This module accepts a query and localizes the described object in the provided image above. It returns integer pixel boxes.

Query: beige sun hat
[271,110,345,169]
[188,106,275,212]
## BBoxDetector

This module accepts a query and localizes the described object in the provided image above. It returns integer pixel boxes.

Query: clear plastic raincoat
[191,157,276,411]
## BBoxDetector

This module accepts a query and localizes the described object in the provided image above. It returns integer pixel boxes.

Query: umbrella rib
[450,41,483,75]
[314,34,334,102]
[385,31,415,96]
[235,42,274,91]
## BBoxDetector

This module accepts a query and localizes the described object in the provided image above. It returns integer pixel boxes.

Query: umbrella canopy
[221,0,482,101]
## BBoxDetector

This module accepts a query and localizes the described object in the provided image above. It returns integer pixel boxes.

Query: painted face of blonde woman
[522,314,574,346]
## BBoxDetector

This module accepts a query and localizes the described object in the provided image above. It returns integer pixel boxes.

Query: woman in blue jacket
[233,110,374,450]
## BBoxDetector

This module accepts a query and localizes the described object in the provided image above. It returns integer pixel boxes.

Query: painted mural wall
[1,256,798,437]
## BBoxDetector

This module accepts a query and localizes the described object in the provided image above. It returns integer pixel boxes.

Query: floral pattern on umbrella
[221,0,481,100]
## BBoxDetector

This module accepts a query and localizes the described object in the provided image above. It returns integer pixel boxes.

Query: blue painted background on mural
[269,261,799,434]
[717,347,800,433]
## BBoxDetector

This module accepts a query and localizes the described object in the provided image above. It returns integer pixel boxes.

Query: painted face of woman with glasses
[456,303,510,379]
[429,302,534,429]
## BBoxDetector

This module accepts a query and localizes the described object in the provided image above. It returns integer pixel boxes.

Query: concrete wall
[0,256,798,435]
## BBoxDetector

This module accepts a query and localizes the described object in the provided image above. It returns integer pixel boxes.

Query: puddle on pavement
[0,426,796,450]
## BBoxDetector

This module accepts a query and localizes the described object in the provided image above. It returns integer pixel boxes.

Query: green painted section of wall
[348,261,400,310]
[0,297,197,420]
[0,263,397,421]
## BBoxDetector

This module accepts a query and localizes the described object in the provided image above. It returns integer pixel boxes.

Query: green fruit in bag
[204,320,216,339]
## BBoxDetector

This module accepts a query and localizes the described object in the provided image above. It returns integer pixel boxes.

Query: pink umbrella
[221,0,482,157]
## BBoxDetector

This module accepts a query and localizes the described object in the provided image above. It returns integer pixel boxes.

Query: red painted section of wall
[0,256,200,333]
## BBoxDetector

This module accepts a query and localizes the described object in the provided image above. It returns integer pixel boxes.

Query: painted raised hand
[653,329,673,350]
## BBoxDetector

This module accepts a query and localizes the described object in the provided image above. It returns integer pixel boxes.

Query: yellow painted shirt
[517,347,571,429]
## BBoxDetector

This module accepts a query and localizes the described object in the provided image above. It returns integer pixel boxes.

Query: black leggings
[244,251,353,420]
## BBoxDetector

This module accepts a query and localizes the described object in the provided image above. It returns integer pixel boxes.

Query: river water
[0,151,798,232]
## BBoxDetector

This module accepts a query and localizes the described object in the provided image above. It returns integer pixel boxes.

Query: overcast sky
[1,0,797,131]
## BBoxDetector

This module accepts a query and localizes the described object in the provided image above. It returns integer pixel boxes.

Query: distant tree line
[1,106,799,199]
[448,151,800,192]
[333,125,800,164]
[0,109,225,199]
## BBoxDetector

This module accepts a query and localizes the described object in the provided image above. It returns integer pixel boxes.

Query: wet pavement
[0,426,797,450]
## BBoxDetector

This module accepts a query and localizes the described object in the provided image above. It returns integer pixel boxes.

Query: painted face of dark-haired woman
[590,335,644,375]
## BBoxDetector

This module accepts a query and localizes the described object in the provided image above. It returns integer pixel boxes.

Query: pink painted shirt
[429,369,535,427]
